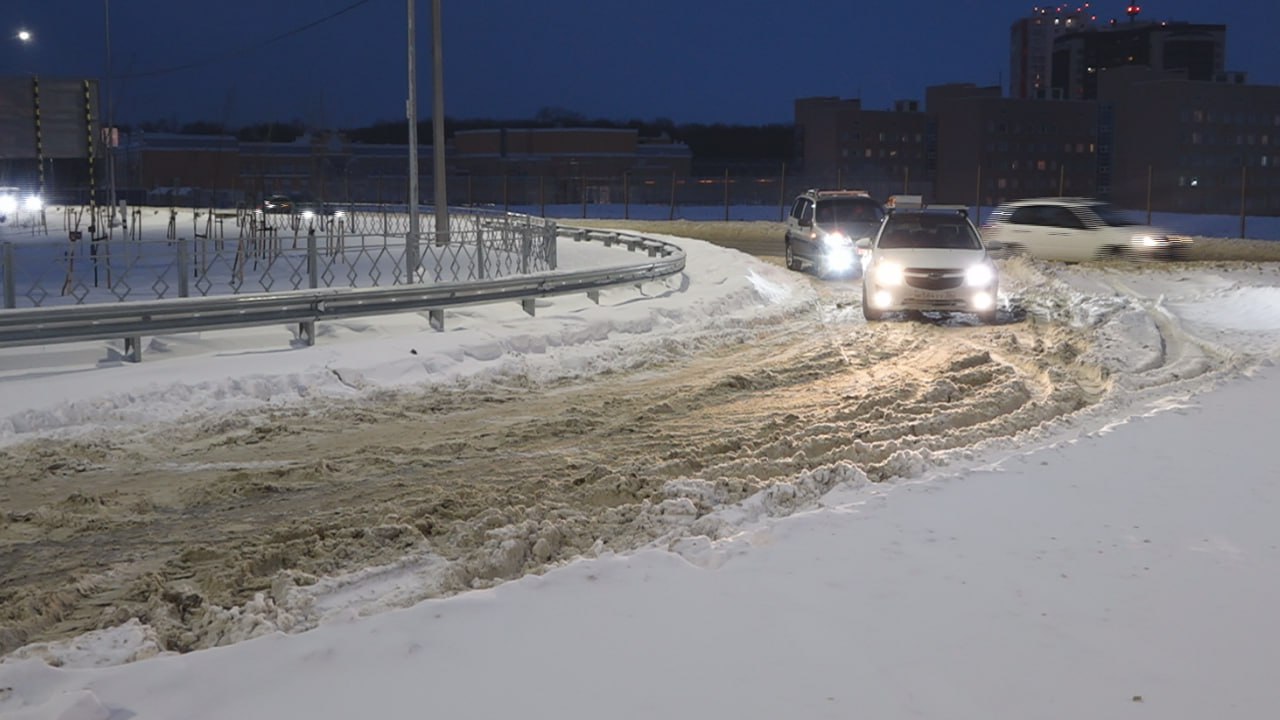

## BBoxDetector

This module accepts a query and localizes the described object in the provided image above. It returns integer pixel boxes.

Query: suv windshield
[878,214,983,250]
[1087,203,1141,227]
[815,198,884,227]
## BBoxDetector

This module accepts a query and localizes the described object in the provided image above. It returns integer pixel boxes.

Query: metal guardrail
[0,226,685,361]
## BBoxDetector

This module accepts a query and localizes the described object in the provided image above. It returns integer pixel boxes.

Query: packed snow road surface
[0,230,1267,662]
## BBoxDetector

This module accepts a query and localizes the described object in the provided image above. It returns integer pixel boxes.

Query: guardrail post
[124,336,143,363]
[475,224,486,280]
[547,221,558,270]
[307,231,319,289]
[520,217,531,275]
[177,236,190,298]
[2,242,15,309]
[299,321,316,346]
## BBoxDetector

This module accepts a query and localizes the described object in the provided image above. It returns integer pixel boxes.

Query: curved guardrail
[0,225,685,362]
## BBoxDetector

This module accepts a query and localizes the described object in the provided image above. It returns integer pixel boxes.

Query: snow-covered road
[2,229,1269,663]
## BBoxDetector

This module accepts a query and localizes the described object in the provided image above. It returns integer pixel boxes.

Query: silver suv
[784,189,884,277]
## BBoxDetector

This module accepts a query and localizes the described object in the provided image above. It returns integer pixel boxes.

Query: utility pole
[405,0,421,278]
[431,0,449,245]
[104,0,118,227]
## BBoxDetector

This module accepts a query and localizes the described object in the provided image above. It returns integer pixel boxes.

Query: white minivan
[857,207,999,323]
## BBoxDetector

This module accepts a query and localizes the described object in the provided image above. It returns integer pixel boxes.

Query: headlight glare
[822,232,850,248]
[965,263,995,287]
[23,195,42,212]
[876,261,905,287]
[0,197,16,215]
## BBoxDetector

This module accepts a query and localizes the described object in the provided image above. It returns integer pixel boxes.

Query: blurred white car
[982,197,1191,262]
[856,207,999,323]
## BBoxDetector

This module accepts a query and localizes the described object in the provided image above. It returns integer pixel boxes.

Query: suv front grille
[904,269,964,291]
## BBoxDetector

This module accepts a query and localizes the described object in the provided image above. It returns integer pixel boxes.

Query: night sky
[4,0,1278,129]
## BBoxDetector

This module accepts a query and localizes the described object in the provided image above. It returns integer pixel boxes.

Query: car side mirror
[855,238,872,250]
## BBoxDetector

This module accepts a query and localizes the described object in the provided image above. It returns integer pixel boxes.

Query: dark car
[260,194,294,214]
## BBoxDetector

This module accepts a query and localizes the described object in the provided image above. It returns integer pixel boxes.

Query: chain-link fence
[0,207,555,309]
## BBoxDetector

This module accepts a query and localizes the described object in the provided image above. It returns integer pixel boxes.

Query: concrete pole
[431,0,449,244]
[104,0,118,227]
[405,0,421,278]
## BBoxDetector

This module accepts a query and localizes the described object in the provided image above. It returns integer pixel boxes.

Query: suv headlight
[0,196,16,215]
[1131,234,1163,246]
[23,195,42,212]
[875,260,905,287]
[965,263,995,287]
[821,232,851,248]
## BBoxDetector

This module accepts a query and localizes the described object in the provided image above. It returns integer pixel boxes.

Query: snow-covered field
[3,209,1280,719]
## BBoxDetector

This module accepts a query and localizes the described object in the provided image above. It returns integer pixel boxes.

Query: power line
[117,0,377,80]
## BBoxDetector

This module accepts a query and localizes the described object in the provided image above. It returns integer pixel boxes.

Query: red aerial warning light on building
[1126,5,1141,19]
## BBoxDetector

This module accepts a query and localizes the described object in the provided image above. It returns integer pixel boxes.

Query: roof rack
[808,188,872,198]
[885,203,970,219]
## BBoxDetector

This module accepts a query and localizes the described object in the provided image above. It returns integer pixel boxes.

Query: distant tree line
[124,106,795,166]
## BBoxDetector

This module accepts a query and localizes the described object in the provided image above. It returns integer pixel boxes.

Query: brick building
[793,97,931,196]
[114,127,690,207]
[1097,66,1280,215]
[927,83,1097,207]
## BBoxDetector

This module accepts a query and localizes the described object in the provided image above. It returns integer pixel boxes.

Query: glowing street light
[16,29,32,43]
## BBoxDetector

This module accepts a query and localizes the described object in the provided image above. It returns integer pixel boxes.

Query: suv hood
[819,220,880,238]
[873,247,989,269]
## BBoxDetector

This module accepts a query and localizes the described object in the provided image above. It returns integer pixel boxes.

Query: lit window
[1036,160,1047,171]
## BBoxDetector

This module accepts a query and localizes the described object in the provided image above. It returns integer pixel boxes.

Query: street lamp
[16,29,32,43]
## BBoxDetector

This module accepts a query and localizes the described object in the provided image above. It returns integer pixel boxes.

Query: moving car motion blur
[784,189,885,277]
[858,206,999,323]
[982,197,1192,262]
[0,186,43,224]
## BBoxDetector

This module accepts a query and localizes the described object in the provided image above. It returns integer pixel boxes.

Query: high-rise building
[1052,18,1226,100]
[1010,4,1098,100]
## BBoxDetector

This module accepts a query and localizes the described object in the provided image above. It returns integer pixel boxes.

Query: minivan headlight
[876,261,905,287]
[965,263,995,287]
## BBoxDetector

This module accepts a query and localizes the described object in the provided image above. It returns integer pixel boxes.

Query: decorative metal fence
[0,207,556,309]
